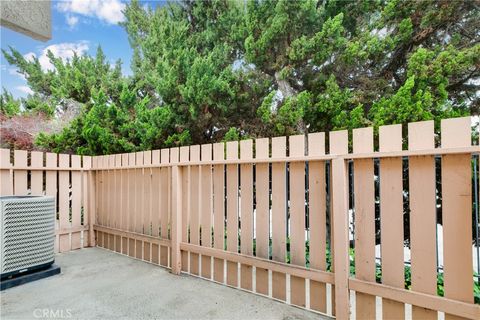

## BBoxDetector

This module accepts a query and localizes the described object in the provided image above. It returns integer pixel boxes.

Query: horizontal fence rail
[1,116,480,319]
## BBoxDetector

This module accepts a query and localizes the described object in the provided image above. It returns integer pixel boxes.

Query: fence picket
[84,156,94,247]
[255,138,269,296]
[151,150,160,264]
[103,156,110,249]
[46,153,58,252]
[353,127,376,319]
[71,155,82,250]
[213,143,225,283]
[226,141,239,287]
[308,132,327,313]
[97,156,104,247]
[121,154,129,255]
[101,156,106,248]
[128,153,136,257]
[272,136,287,301]
[30,151,43,195]
[240,140,253,290]
[190,145,201,275]
[143,151,152,261]
[170,147,179,269]
[108,155,116,251]
[13,150,27,195]
[329,129,349,317]
[331,156,351,320]
[58,154,71,252]
[135,152,144,258]
[289,134,306,307]
[201,144,213,279]
[379,125,405,319]
[160,148,170,267]
[180,146,190,272]
[379,124,405,319]
[115,155,123,252]
[441,117,473,320]
[171,161,183,275]
[408,120,438,319]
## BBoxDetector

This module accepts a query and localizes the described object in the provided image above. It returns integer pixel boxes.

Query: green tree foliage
[1,0,478,154]
[0,89,21,117]
[2,46,123,105]
[122,0,262,144]
[246,0,478,133]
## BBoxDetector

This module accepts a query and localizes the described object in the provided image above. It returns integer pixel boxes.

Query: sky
[0,0,167,98]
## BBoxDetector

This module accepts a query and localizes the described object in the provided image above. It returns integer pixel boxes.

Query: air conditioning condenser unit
[1,196,57,284]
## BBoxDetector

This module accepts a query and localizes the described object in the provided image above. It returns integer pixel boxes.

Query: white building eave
[1,0,51,42]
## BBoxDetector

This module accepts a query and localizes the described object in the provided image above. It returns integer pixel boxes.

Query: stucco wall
[1,0,51,41]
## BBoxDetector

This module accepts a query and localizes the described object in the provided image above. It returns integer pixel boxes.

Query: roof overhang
[1,0,51,42]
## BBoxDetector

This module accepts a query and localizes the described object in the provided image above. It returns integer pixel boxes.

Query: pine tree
[1,0,478,154]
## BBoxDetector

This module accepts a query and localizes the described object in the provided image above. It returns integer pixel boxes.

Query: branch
[446,68,480,91]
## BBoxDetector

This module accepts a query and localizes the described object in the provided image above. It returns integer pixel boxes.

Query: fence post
[86,156,96,247]
[171,164,183,275]
[332,157,350,319]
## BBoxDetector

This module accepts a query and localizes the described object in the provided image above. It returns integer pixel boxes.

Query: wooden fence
[0,149,94,252]
[1,116,479,319]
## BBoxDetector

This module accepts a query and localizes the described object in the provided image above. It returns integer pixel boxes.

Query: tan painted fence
[0,149,94,252]
[1,116,479,319]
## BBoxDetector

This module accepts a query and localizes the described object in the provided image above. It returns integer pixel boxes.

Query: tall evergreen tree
[1,0,478,154]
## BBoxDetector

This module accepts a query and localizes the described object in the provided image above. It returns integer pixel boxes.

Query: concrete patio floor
[1,248,330,320]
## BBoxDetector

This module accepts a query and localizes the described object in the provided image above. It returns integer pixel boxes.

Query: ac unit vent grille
[1,197,55,275]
